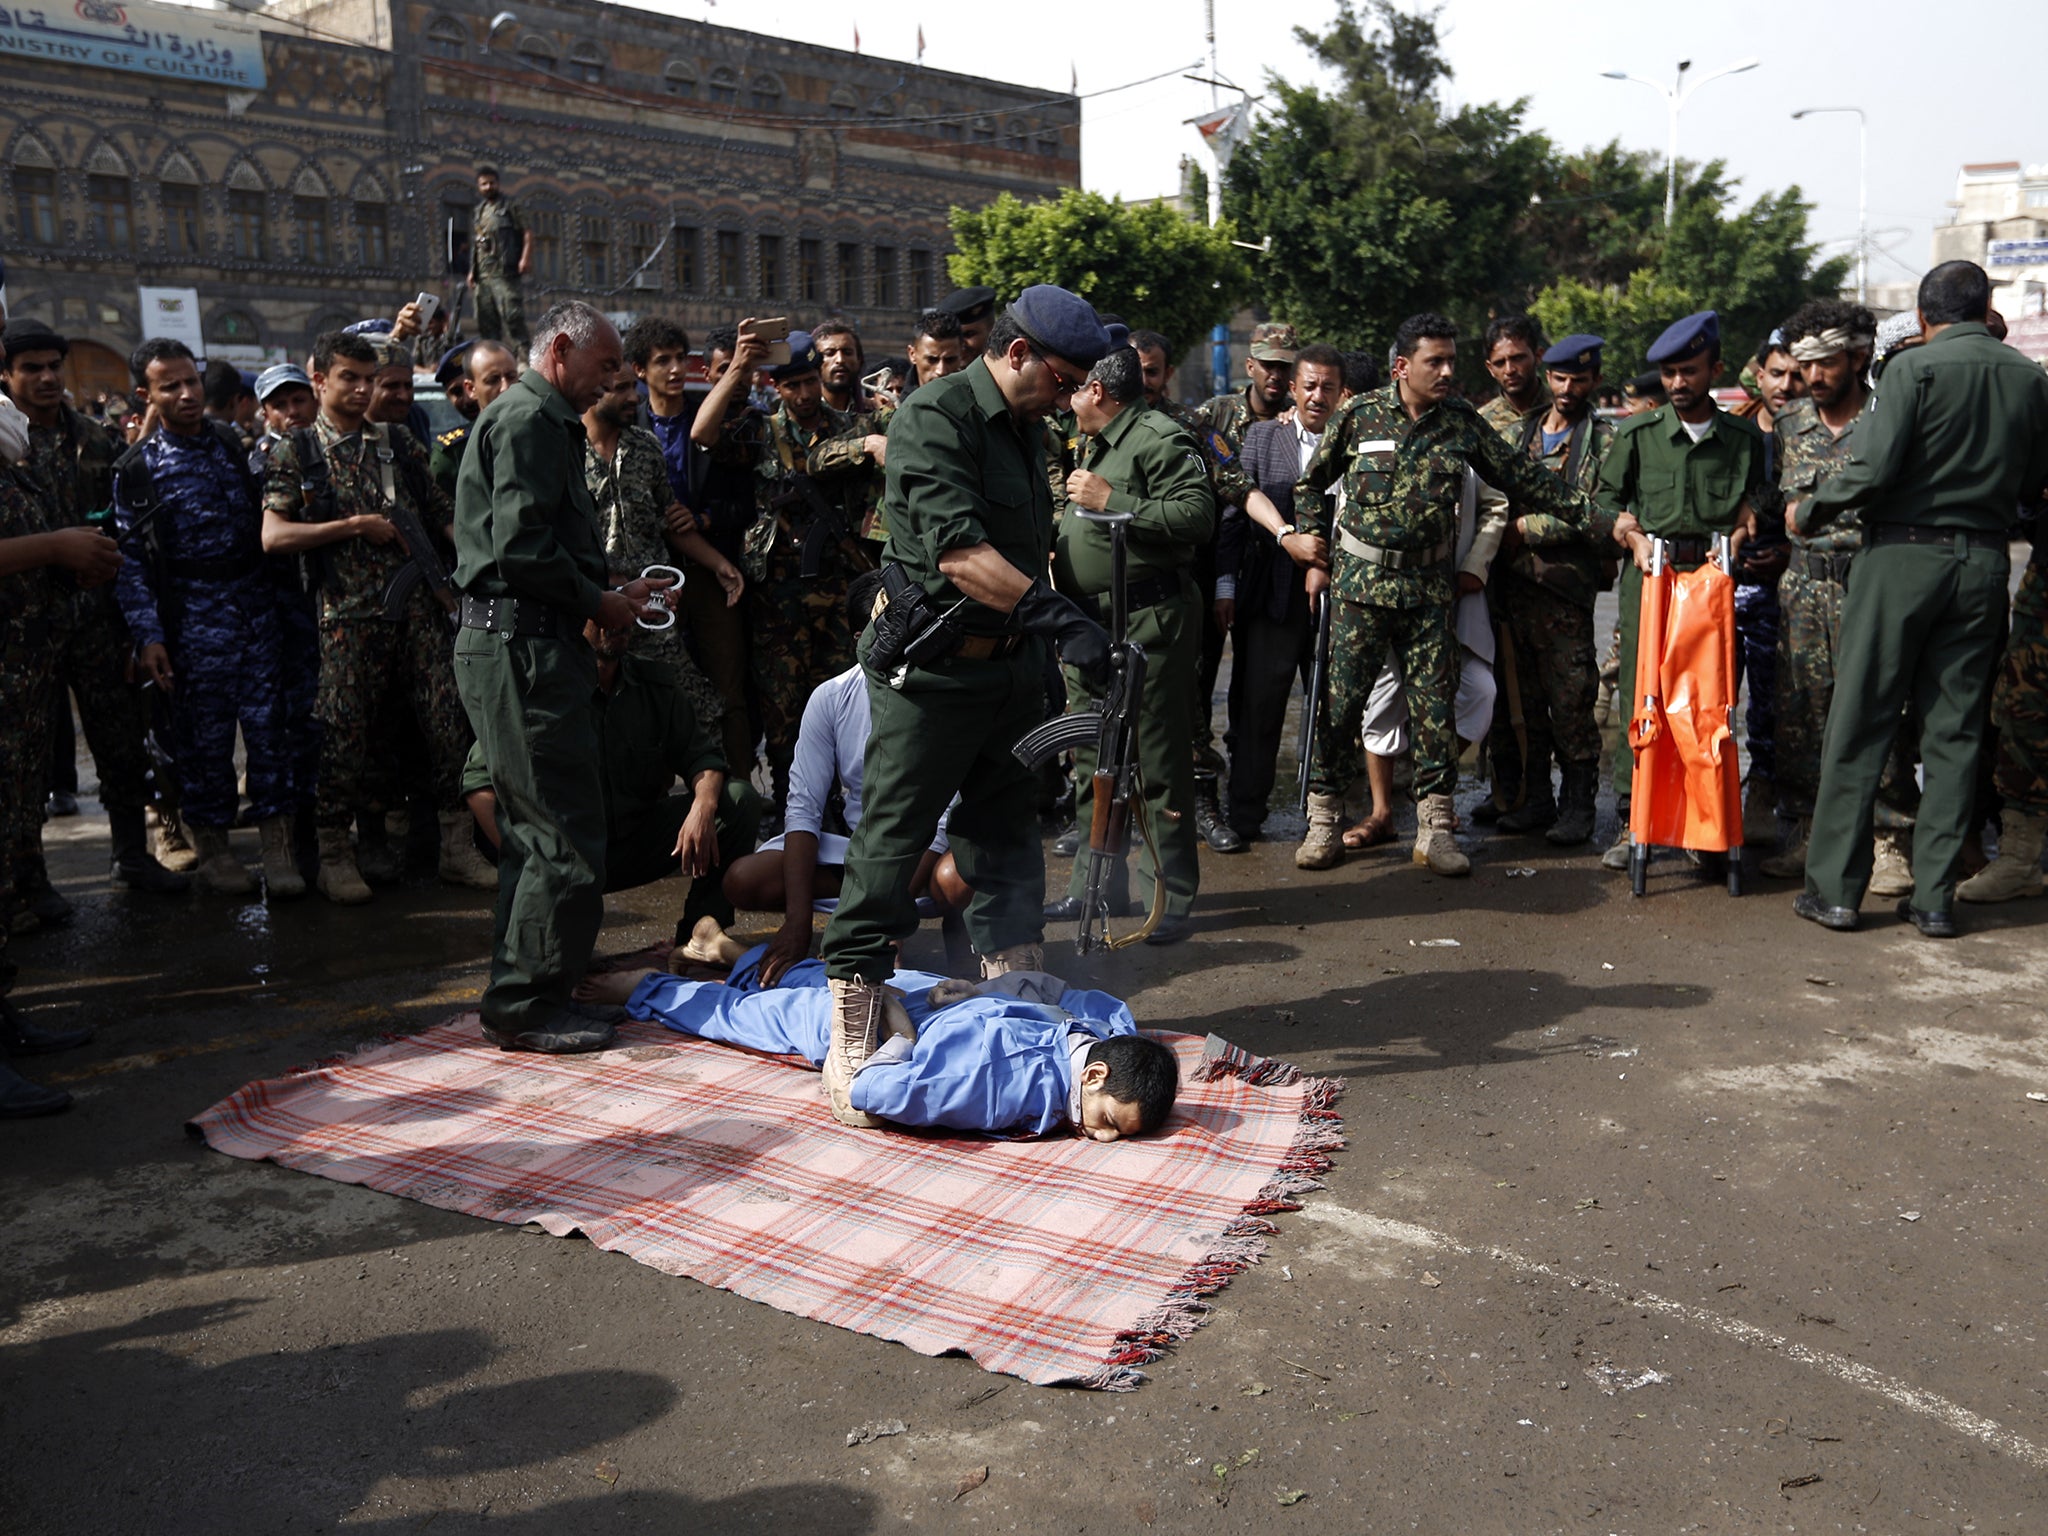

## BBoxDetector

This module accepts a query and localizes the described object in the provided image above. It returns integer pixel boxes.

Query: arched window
[225,161,266,260]
[86,143,134,253]
[158,153,202,257]
[351,175,390,268]
[1036,126,1062,156]
[828,84,858,119]
[905,103,930,130]
[11,136,58,246]
[868,93,895,118]
[290,167,331,265]
[425,16,466,59]
[568,41,605,85]
[749,71,782,111]
[969,115,995,144]
[663,60,698,98]
[209,309,261,347]
[1007,119,1028,153]
[516,33,556,67]
[707,65,738,105]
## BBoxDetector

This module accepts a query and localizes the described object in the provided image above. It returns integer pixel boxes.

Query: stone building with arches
[2,0,1078,396]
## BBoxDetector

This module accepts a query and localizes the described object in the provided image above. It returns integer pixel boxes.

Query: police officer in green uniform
[1596,311,1766,871]
[1791,261,2048,937]
[467,166,532,351]
[450,301,669,1053]
[815,287,1115,1127]
[1044,344,1216,945]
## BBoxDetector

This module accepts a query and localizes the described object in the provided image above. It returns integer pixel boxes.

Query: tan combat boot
[258,815,306,900]
[1294,791,1345,871]
[188,824,256,896]
[1759,817,1811,879]
[978,943,1045,979]
[1959,811,2046,903]
[436,811,499,890]
[315,827,373,905]
[1412,792,1471,877]
[823,977,894,1127]
[153,808,199,873]
[1866,828,1915,898]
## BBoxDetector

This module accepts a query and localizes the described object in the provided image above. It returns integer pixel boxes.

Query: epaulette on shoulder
[437,426,468,448]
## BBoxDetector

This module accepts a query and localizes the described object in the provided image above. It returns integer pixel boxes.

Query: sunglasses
[1027,345,1088,395]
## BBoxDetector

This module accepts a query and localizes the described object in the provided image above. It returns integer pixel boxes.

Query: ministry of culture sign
[0,0,265,89]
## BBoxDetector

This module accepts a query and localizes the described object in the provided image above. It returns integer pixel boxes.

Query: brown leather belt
[954,632,1025,660]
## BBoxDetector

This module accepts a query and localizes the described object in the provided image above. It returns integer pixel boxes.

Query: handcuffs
[636,564,685,631]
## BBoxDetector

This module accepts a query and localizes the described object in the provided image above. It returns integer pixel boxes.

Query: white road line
[1299,1202,2048,1470]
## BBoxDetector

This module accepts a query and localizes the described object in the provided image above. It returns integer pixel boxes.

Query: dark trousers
[603,781,763,933]
[454,630,604,1033]
[1806,540,2009,914]
[1224,602,1313,831]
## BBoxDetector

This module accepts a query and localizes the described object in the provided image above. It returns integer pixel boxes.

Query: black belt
[1796,548,1856,584]
[1661,535,1711,568]
[168,554,264,582]
[1865,523,2006,552]
[1091,571,1186,622]
[458,594,574,638]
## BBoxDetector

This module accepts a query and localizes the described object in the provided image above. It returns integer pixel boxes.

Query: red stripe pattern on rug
[189,1017,1344,1389]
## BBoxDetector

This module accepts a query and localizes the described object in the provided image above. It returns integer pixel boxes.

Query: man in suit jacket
[1213,344,1347,841]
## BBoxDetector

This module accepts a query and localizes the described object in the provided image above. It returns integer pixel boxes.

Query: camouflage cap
[365,335,411,372]
[1248,322,1298,363]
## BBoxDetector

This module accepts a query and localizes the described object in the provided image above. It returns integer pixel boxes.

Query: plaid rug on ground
[189,1017,1344,1389]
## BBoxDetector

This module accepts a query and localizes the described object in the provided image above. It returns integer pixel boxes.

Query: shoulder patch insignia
[1208,430,1235,466]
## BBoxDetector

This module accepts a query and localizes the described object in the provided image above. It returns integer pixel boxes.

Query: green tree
[945,189,1249,357]
[1528,268,1705,379]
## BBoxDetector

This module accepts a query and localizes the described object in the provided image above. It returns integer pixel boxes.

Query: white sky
[662,0,2048,290]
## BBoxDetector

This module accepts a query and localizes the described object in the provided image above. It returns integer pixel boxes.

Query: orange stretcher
[1627,534,1743,897]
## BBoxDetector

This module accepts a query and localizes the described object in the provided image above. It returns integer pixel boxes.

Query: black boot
[1192,771,1243,853]
[1470,752,1522,826]
[107,805,192,894]
[0,1063,70,1117]
[13,858,73,928]
[1497,757,1559,834]
[1,995,94,1055]
[1546,764,1599,847]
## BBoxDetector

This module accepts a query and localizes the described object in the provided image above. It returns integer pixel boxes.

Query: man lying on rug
[577,952,1178,1139]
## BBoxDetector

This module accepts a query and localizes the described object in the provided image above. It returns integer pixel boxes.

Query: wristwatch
[1276,523,1297,540]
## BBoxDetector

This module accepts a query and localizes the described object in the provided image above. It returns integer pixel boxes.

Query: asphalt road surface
[4,765,2046,1534]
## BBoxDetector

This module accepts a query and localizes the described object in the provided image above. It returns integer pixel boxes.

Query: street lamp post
[1601,57,1761,226]
[1792,106,1868,304]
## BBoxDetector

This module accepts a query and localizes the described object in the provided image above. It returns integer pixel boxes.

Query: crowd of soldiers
[1,193,2044,1120]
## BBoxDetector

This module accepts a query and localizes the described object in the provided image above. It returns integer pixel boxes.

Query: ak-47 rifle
[369,435,459,626]
[1011,509,1164,954]
[1296,583,1334,816]
[769,470,876,579]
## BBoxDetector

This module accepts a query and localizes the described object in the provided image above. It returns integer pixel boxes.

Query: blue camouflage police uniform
[113,425,292,830]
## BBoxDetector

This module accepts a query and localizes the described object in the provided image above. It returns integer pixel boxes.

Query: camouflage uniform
[263,417,472,832]
[1478,390,1545,437]
[747,402,868,805]
[1295,384,1591,801]
[113,425,292,830]
[429,423,471,502]
[808,406,892,545]
[1488,412,1618,774]
[585,422,728,724]
[1773,397,1918,827]
[470,194,528,349]
[1,465,62,937]
[24,408,150,817]
[1990,558,2048,815]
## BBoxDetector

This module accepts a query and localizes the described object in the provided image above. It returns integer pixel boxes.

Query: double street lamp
[1792,106,1869,305]
[1601,57,1761,227]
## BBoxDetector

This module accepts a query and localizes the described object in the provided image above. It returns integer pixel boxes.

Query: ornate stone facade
[2,0,1077,391]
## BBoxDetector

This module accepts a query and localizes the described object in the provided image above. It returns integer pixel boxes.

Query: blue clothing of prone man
[576,950,1179,1139]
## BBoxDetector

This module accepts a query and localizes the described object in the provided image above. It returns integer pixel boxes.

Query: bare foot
[1342,812,1395,850]
[572,967,660,1006]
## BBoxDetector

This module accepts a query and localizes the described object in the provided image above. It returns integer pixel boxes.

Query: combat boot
[1600,802,1633,871]
[823,977,888,1128]
[355,810,404,885]
[107,805,190,893]
[1295,791,1345,870]
[1412,792,1471,877]
[13,861,74,928]
[1759,818,1811,879]
[1867,829,1915,899]
[1742,770,1779,847]
[1546,764,1598,847]
[978,942,1045,979]
[1497,772,1558,835]
[437,811,498,890]
[315,827,373,905]
[152,807,198,873]
[188,825,256,896]
[1959,811,2046,903]
[258,815,306,900]
[1192,772,1243,853]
